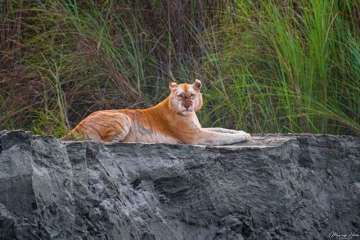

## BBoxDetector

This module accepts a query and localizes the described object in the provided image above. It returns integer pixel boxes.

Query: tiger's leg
[192,128,251,145]
[105,115,132,142]
[204,127,246,134]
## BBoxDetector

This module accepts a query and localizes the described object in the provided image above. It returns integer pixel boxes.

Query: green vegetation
[1,0,359,136]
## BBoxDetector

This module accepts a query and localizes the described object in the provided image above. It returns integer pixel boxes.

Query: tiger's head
[169,79,203,116]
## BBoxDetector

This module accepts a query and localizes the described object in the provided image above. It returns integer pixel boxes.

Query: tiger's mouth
[182,106,194,112]
[177,109,193,116]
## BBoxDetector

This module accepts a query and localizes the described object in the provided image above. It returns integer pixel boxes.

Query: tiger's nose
[184,101,192,109]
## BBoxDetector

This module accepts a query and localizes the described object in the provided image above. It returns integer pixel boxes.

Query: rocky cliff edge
[0,130,359,240]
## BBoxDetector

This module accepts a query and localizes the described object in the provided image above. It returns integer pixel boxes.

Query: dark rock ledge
[0,130,359,240]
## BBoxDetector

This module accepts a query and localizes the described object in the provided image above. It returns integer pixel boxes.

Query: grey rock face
[0,130,359,240]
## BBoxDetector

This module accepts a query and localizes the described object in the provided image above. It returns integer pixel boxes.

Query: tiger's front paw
[238,131,251,141]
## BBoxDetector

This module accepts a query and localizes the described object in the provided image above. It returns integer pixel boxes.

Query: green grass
[0,0,359,136]
[199,0,360,135]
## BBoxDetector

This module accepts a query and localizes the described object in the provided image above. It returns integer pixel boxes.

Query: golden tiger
[62,79,251,145]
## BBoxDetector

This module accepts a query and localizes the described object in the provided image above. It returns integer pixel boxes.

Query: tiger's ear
[169,81,177,91]
[193,79,202,91]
